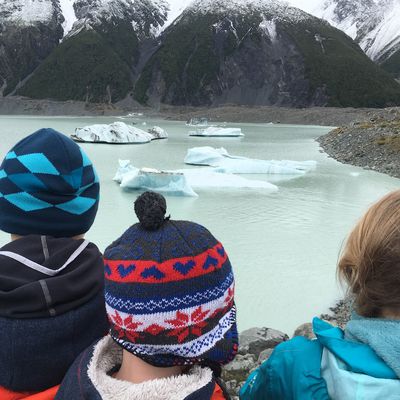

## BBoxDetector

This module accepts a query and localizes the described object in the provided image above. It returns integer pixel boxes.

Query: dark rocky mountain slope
[17,0,168,103]
[134,0,400,107]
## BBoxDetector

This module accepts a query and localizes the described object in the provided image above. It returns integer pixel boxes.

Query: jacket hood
[313,318,397,379]
[0,235,104,318]
[56,336,219,400]
[0,235,109,392]
[345,314,400,379]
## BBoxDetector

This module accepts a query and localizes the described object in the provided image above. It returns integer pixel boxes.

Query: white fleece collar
[88,336,214,400]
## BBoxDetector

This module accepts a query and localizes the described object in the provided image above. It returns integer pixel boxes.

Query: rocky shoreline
[318,107,400,179]
[222,298,352,398]
[0,96,397,127]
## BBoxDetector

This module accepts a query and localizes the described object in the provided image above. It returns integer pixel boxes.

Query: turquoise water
[0,115,399,334]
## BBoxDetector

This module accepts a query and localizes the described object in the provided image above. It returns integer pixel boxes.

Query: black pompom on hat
[134,191,169,231]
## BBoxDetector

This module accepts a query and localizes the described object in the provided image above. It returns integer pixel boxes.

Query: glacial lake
[0,115,399,335]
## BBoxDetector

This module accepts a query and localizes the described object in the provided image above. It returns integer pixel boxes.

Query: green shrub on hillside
[382,50,400,80]
[284,19,400,107]
[18,30,133,103]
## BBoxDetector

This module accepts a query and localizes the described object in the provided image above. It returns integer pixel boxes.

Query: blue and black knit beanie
[104,191,238,368]
[0,128,99,237]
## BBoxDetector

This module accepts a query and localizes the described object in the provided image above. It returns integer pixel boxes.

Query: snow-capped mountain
[0,0,63,96]
[0,0,62,25]
[69,0,168,37]
[133,0,400,107]
[311,0,400,63]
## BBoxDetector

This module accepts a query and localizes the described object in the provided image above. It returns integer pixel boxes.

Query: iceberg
[189,127,244,137]
[148,126,168,140]
[114,160,278,196]
[114,161,197,197]
[72,122,153,144]
[184,147,317,174]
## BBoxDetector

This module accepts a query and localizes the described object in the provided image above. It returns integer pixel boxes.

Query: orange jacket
[213,383,227,400]
[0,385,59,400]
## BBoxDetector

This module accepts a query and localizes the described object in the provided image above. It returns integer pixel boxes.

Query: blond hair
[338,190,400,317]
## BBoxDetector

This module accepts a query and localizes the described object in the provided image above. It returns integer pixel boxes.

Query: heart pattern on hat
[203,255,218,270]
[174,260,196,275]
[117,264,136,278]
[141,265,165,280]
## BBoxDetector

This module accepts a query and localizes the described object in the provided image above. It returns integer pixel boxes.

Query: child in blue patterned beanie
[0,128,108,399]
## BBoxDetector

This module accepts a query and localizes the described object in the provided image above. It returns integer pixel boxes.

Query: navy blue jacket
[0,235,109,392]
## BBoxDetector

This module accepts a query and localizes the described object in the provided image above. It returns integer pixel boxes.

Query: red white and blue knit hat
[103,191,238,367]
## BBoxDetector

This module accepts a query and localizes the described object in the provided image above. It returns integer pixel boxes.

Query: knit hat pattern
[0,128,99,237]
[104,194,238,367]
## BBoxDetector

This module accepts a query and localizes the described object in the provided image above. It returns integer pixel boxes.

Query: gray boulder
[239,327,288,358]
[293,322,315,339]
[222,354,256,382]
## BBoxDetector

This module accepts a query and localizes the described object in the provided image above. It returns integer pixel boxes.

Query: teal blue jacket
[240,318,399,400]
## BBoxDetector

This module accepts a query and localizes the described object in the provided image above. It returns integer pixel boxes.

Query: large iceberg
[189,127,244,137]
[114,160,278,196]
[72,122,153,144]
[184,147,317,174]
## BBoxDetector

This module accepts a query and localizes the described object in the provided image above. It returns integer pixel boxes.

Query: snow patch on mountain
[164,0,192,29]
[0,0,54,24]
[310,0,400,62]
[186,0,312,22]
[67,0,168,37]
[259,17,277,41]
[360,0,400,61]
[59,0,77,34]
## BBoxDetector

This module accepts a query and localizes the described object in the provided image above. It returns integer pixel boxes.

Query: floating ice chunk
[114,160,278,196]
[148,126,168,140]
[189,127,244,137]
[186,117,209,127]
[185,146,317,174]
[350,172,360,177]
[72,122,152,144]
[113,160,138,183]
[184,147,234,165]
[119,167,198,197]
[178,169,278,191]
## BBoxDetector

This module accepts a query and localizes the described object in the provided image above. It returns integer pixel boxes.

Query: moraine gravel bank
[317,107,400,179]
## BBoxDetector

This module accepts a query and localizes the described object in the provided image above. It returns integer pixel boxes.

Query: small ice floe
[189,127,244,137]
[147,126,168,140]
[186,117,209,127]
[118,167,198,197]
[184,147,316,174]
[72,122,153,144]
[178,169,278,191]
[350,172,360,177]
[114,160,278,196]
